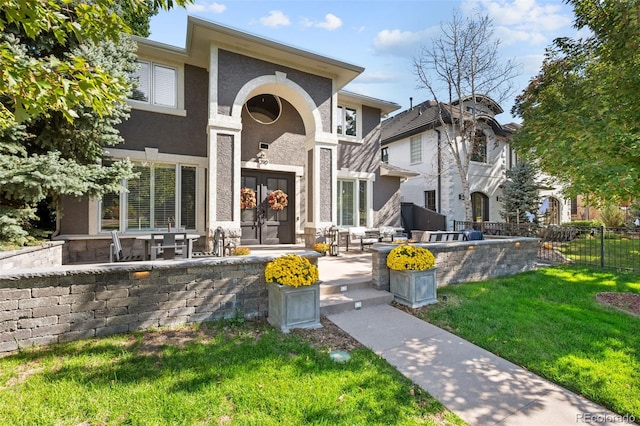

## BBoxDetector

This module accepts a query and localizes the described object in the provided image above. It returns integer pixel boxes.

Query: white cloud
[355,71,398,84]
[463,0,573,38]
[316,13,342,31]
[187,2,226,13]
[372,27,438,57]
[301,14,343,31]
[494,26,547,46]
[259,10,291,28]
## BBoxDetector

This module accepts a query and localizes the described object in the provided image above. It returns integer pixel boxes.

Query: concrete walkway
[312,252,624,425]
[327,305,622,425]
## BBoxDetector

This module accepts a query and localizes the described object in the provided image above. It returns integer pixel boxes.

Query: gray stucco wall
[117,65,209,157]
[217,50,332,134]
[240,98,306,165]
[319,148,332,222]
[337,106,402,227]
[337,107,382,173]
[217,134,234,221]
[374,175,402,227]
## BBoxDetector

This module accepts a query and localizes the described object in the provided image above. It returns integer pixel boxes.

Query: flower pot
[268,282,322,333]
[390,268,437,308]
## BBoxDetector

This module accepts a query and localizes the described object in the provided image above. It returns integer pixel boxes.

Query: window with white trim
[337,179,370,227]
[410,135,422,164]
[100,162,196,232]
[130,61,177,108]
[337,105,358,138]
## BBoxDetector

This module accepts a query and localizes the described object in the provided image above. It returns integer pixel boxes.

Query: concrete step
[320,287,394,316]
[319,279,372,296]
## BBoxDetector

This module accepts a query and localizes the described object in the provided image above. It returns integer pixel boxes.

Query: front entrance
[240,170,294,245]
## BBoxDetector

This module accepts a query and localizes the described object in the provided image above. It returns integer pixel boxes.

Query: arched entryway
[472,192,489,222]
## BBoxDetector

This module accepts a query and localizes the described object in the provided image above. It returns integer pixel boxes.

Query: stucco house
[57,16,411,263]
[380,96,571,230]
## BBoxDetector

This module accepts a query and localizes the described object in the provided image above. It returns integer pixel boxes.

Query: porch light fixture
[257,150,269,166]
[458,194,465,200]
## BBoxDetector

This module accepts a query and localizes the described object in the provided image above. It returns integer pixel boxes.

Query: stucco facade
[57,16,403,259]
[381,97,571,230]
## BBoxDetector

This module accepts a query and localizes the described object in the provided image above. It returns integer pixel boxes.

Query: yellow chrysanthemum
[265,254,319,287]
[386,244,435,271]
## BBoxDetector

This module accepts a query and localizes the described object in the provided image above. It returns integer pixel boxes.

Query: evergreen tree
[500,162,541,224]
[0,1,189,245]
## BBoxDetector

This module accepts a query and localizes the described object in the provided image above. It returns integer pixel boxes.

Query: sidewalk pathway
[327,305,623,426]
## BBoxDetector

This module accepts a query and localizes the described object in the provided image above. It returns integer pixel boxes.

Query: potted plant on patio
[312,242,330,255]
[387,244,437,308]
[264,254,321,332]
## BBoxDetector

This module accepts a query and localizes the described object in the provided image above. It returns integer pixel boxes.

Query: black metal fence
[453,221,640,273]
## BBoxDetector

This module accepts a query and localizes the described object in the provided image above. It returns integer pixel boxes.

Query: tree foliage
[499,162,541,224]
[0,0,190,245]
[413,9,520,221]
[512,0,640,203]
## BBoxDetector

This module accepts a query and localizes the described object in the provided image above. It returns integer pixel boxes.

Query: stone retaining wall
[371,237,539,291]
[0,242,64,271]
[0,253,319,354]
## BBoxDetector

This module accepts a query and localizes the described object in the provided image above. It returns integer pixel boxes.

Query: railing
[454,221,640,273]
[453,220,540,237]
[539,226,640,272]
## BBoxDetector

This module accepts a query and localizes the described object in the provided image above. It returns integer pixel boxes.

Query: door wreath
[268,189,288,211]
[240,187,257,210]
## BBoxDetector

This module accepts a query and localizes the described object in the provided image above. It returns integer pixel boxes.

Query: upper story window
[130,61,177,108]
[471,131,487,163]
[337,105,358,138]
[410,135,422,164]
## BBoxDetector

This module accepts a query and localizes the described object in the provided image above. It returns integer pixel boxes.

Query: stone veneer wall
[371,237,539,291]
[0,253,319,354]
[0,242,64,271]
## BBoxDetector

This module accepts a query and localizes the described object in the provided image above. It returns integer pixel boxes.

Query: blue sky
[148,0,579,122]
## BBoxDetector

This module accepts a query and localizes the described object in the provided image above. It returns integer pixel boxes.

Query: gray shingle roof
[381,98,514,145]
[381,100,451,145]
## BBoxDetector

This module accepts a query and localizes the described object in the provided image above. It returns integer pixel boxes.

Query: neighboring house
[56,16,409,261]
[381,96,571,230]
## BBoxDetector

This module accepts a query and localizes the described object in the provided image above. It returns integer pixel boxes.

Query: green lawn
[0,321,464,425]
[415,266,640,418]
[558,234,640,271]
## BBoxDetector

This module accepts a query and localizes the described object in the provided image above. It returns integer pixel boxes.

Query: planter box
[268,283,322,333]
[390,268,437,308]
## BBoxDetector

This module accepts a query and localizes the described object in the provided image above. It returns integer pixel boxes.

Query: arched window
[471,192,489,222]
[471,131,487,163]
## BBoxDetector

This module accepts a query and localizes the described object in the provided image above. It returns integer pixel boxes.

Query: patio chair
[110,231,142,262]
[150,232,188,260]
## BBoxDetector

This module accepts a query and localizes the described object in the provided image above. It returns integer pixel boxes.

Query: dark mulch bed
[596,292,640,318]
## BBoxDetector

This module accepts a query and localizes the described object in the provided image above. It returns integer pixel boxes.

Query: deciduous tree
[0,0,189,245]
[413,9,520,221]
[512,0,640,203]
